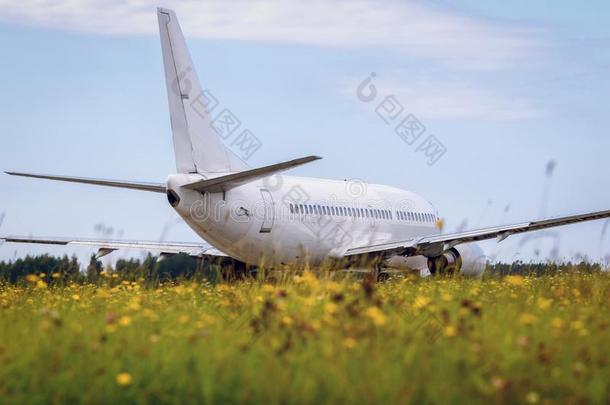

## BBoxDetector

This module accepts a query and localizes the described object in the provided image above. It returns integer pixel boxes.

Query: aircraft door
[259,189,275,233]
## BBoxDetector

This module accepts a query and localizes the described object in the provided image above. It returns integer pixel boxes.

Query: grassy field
[0,271,609,404]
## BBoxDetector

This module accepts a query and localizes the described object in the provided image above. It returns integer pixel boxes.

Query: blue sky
[1,0,609,265]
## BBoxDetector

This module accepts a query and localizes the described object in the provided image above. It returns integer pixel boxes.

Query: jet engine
[427,243,486,278]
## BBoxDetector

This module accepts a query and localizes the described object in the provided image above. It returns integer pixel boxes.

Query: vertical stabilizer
[157,8,248,174]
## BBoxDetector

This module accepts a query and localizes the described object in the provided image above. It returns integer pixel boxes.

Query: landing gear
[372,263,390,282]
[196,257,253,282]
[219,259,250,281]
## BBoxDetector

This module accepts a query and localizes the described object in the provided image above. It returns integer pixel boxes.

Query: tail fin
[157,8,248,174]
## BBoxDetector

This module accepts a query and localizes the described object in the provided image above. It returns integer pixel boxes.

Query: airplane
[2,8,610,279]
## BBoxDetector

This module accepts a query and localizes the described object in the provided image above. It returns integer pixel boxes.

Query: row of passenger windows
[288,203,436,223]
[397,211,435,223]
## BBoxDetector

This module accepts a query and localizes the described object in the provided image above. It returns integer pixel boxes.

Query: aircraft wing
[345,209,610,258]
[0,236,228,259]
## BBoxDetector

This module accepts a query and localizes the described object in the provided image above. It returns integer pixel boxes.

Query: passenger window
[289,203,294,214]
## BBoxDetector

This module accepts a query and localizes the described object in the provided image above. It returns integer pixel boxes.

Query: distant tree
[86,255,103,283]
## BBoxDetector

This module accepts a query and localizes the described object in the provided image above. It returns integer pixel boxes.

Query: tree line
[0,254,605,285]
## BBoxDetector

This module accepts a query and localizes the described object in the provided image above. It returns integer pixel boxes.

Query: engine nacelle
[427,243,486,278]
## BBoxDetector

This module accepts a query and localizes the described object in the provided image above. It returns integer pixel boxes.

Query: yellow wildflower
[119,316,132,327]
[571,320,584,330]
[443,325,457,337]
[525,392,540,404]
[505,275,525,286]
[551,318,565,329]
[324,302,338,315]
[343,337,357,349]
[519,313,538,325]
[116,372,132,386]
[537,298,552,310]
[413,296,431,310]
[366,306,387,326]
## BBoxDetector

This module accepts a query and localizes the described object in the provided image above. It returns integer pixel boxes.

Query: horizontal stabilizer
[182,155,322,192]
[5,172,166,193]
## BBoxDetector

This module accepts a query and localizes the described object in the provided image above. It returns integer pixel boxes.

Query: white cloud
[0,0,547,71]
[346,75,545,121]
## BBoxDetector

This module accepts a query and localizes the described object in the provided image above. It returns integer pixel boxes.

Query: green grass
[0,272,609,404]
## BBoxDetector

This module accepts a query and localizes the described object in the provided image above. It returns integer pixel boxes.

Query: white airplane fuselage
[168,173,439,272]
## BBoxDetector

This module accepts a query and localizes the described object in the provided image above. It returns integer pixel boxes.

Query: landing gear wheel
[372,263,390,282]
[218,259,249,282]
